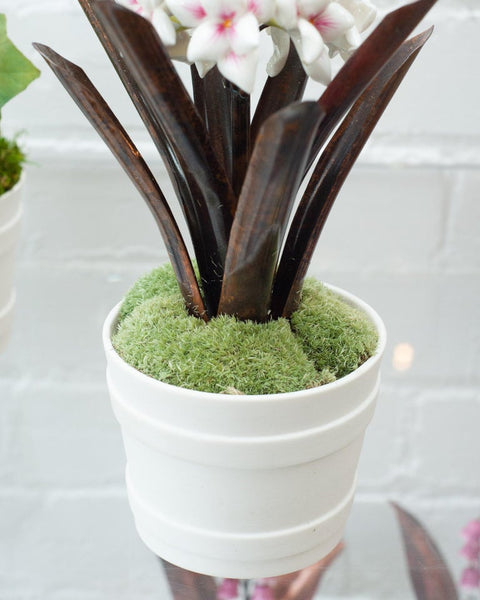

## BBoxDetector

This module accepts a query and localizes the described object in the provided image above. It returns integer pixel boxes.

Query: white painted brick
[0,493,172,598]
[444,170,480,270]
[357,384,413,489]
[20,160,176,263]
[0,264,149,383]
[314,166,449,273]
[410,390,480,494]
[1,382,124,488]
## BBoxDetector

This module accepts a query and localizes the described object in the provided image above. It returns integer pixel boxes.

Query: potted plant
[34,0,437,578]
[0,13,40,351]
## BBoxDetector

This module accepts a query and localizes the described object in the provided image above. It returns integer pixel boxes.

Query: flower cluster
[460,518,480,596]
[118,0,376,92]
[217,578,275,600]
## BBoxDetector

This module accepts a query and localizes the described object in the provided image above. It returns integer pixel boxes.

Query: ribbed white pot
[103,285,386,578]
[0,173,24,352]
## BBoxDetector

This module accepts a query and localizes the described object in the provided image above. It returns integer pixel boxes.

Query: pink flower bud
[462,519,480,542]
[251,582,274,600]
[460,566,480,589]
[217,579,239,600]
[461,540,480,561]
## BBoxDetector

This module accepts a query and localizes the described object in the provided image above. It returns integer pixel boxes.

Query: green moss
[0,136,25,195]
[113,266,379,395]
[291,279,379,378]
[118,263,183,322]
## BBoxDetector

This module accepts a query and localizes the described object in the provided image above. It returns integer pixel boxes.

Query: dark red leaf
[392,503,459,600]
[33,43,206,319]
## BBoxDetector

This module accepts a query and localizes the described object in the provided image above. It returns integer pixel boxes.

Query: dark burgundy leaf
[218,101,324,321]
[162,560,218,600]
[305,0,439,174]
[34,43,206,319]
[392,503,459,600]
[272,29,432,318]
[94,1,236,315]
[251,41,307,143]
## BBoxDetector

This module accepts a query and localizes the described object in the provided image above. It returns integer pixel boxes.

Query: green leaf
[0,13,40,112]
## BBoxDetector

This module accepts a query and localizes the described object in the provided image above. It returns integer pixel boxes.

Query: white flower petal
[337,0,376,32]
[266,26,290,77]
[247,0,275,23]
[297,0,330,20]
[187,20,231,61]
[151,7,177,45]
[165,0,206,27]
[195,60,216,76]
[303,45,331,84]
[117,0,147,14]
[345,25,361,47]
[292,18,324,65]
[230,12,260,55]
[327,24,360,56]
[311,2,354,43]
[217,48,258,93]
[202,0,247,17]
[273,0,297,29]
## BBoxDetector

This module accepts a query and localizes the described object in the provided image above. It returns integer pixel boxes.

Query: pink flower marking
[460,565,480,589]
[190,4,207,19]
[216,10,237,33]
[128,0,144,13]
[310,13,335,34]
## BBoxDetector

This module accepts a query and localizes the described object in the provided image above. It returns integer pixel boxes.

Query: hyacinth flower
[34,0,438,322]
[250,580,274,600]
[217,578,240,599]
[460,519,480,598]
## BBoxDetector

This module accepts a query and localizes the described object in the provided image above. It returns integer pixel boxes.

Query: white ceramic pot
[103,285,386,578]
[0,173,24,352]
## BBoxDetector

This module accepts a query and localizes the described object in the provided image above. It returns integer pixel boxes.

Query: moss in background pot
[0,136,25,195]
[113,265,379,395]
[0,12,40,195]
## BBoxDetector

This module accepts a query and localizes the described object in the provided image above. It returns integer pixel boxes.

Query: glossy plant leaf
[272,542,344,600]
[228,81,251,198]
[0,13,40,113]
[90,0,236,315]
[272,29,432,318]
[251,42,307,143]
[191,65,232,185]
[77,0,189,194]
[34,43,206,319]
[304,0,439,175]
[392,503,459,600]
[218,101,324,321]
[162,560,217,600]
[191,68,250,199]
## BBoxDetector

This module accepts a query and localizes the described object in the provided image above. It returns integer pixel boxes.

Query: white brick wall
[0,0,479,597]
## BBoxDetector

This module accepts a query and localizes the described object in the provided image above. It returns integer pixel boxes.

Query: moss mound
[291,279,379,379]
[113,264,378,395]
[0,137,25,195]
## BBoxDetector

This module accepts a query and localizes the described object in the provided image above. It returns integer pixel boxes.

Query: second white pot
[103,284,386,578]
[0,174,24,352]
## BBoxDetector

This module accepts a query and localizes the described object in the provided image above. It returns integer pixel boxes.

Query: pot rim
[103,282,387,402]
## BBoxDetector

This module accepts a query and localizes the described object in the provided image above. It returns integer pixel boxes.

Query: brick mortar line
[22,135,480,167]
